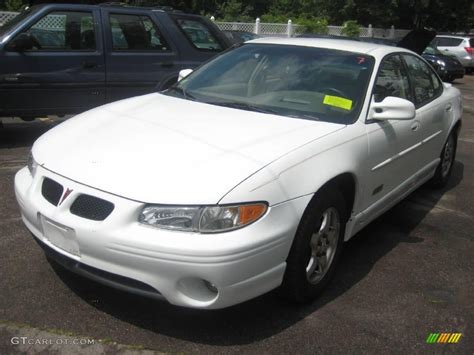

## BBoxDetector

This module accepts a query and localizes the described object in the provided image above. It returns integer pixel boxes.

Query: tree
[3,0,26,11]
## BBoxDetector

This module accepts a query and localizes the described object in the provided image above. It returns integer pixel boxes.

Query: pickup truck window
[174,18,222,51]
[22,11,95,51]
[109,14,170,51]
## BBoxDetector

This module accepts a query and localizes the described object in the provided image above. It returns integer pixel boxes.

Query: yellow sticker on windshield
[323,95,353,110]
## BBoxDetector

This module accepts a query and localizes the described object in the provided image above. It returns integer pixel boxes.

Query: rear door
[0,6,105,117]
[401,53,447,166]
[101,8,179,102]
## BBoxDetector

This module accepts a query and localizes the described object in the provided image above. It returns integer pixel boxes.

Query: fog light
[177,277,219,302]
[204,280,218,294]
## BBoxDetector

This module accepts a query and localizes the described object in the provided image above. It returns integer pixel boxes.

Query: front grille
[41,178,64,206]
[70,194,114,221]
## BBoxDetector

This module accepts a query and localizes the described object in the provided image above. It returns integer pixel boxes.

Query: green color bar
[426,333,439,343]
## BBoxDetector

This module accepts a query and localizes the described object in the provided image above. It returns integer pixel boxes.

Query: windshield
[166,44,375,124]
[0,7,34,37]
[423,45,443,55]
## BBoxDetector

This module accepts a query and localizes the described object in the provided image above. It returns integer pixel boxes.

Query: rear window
[470,38,474,47]
[436,37,463,47]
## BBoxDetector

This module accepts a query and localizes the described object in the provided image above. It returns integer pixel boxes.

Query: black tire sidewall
[281,188,347,303]
[431,131,457,188]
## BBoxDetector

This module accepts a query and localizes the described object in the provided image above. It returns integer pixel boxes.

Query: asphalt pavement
[0,76,473,354]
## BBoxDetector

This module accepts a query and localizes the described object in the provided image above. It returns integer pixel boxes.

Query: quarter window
[403,54,442,106]
[374,55,412,103]
[435,37,463,47]
[18,11,95,50]
[109,14,169,51]
[174,17,222,51]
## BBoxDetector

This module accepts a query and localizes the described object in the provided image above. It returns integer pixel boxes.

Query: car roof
[436,35,470,39]
[247,37,412,56]
[31,2,184,13]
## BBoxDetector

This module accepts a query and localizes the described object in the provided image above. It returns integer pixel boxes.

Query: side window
[436,37,463,47]
[373,55,412,103]
[174,17,222,51]
[403,54,442,106]
[109,14,169,51]
[19,11,95,50]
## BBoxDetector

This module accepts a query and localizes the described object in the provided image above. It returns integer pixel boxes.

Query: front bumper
[15,166,311,309]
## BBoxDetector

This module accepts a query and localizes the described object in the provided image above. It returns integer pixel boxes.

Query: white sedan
[15,37,462,309]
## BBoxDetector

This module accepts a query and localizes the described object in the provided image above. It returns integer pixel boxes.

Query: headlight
[27,151,38,177]
[139,203,267,233]
[436,59,446,67]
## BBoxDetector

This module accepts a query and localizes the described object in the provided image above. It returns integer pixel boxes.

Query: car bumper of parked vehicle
[15,166,309,309]
[458,56,474,68]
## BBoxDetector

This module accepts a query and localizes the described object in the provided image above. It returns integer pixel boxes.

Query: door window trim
[107,12,172,53]
[400,53,444,109]
[6,10,99,53]
[171,14,226,52]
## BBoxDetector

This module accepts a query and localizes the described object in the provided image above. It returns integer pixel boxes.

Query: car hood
[33,94,345,204]
[397,28,436,55]
[423,53,463,66]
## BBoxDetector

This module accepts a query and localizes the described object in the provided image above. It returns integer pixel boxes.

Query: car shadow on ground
[47,161,464,346]
[0,119,64,149]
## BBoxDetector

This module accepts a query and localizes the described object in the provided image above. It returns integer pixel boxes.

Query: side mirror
[369,96,416,121]
[8,33,35,52]
[178,69,193,82]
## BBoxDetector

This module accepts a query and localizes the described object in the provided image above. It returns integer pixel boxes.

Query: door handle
[411,121,420,131]
[82,61,98,69]
[4,76,19,82]
[161,61,174,68]
[445,104,453,112]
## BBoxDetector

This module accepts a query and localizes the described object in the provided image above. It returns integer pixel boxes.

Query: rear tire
[280,188,347,303]
[430,131,457,188]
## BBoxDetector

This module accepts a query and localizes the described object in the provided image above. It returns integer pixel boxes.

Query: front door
[0,8,105,117]
[363,54,423,212]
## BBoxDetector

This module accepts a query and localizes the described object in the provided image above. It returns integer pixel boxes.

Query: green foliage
[260,14,289,23]
[296,17,328,34]
[4,0,25,11]
[217,0,254,22]
[341,20,360,37]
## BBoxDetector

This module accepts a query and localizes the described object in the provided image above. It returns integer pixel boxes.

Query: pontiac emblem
[59,188,73,206]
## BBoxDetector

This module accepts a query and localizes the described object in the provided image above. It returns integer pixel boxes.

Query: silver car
[433,35,474,73]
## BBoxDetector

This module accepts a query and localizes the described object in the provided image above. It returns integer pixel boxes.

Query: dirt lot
[0,76,473,354]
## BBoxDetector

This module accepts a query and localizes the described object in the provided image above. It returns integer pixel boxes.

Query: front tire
[430,131,457,188]
[280,188,347,303]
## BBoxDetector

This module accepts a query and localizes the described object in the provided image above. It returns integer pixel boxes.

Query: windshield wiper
[165,86,195,101]
[206,101,279,115]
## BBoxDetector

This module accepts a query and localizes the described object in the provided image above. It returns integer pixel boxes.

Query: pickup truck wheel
[280,188,346,303]
[430,131,457,188]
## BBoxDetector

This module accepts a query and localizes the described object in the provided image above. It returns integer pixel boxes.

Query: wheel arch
[452,119,462,138]
[310,172,358,223]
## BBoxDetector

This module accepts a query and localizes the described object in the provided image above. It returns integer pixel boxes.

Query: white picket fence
[214,18,410,38]
[1,10,409,39]
[0,11,17,26]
